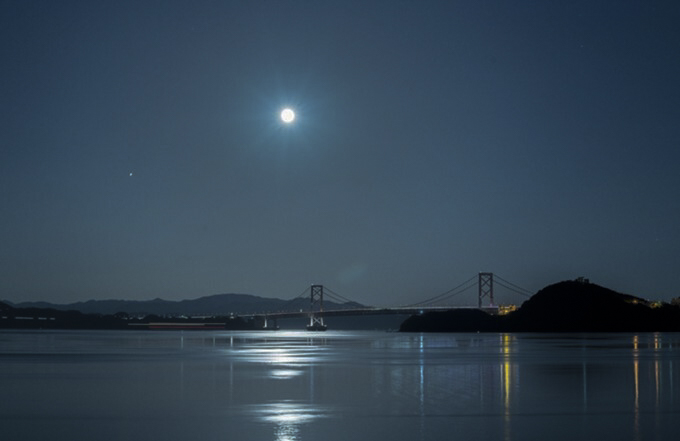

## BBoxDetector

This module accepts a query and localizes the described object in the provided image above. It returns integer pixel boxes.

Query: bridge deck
[246,306,499,320]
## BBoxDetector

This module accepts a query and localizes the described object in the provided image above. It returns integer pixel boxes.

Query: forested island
[400,279,680,332]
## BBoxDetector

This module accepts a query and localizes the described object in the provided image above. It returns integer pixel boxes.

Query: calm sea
[1,330,678,441]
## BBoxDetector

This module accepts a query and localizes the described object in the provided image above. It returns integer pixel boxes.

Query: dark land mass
[0,300,263,330]
[0,293,364,330]
[399,280,680,333]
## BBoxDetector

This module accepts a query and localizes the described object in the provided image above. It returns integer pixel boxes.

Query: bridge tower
[478,272,494,308]
[307,284,327,331]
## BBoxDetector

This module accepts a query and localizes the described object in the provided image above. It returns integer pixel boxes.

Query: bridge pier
[263,316,279,330]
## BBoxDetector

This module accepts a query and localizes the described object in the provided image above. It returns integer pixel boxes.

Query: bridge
[249,273,533,330]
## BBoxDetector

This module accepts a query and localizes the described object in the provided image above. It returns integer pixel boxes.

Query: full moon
[280,108,295,123]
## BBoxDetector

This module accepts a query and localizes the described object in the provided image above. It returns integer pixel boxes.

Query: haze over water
[1,330,678,440]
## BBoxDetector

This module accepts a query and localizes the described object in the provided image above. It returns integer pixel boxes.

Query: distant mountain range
[3,293,364,317]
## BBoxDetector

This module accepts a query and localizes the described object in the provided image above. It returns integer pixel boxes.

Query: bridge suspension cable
[276,286,312,312]
[323,286,371,308]
[493,274,534,298]
[277,285,369,312]
[275,273,533,315]
[407,274,478,307]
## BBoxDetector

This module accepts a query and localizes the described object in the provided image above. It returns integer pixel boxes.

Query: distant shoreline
[4,279,680,332]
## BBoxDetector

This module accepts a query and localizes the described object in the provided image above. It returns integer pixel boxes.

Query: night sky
[2,1,679,306]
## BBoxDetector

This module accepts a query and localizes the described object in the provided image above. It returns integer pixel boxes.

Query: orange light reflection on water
[501,334,515,441]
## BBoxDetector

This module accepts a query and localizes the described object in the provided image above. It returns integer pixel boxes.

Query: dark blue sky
[2,0,679,305]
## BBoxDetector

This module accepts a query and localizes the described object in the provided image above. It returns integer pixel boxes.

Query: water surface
[1,330,678,440]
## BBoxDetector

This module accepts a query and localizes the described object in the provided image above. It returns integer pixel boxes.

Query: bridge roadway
[246,305,500,321]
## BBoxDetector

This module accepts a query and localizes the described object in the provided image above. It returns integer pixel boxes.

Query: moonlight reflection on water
[1,330,679,441]
[248,401,329,441]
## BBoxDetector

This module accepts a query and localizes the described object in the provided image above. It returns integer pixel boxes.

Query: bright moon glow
[280,108,295,123]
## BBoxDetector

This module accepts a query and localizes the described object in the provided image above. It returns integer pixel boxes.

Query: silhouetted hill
[506,280,652,331]
[400,280,680,332]
[6,293,362,317]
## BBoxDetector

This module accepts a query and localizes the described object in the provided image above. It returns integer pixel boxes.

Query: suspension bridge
[248,273,534,330]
